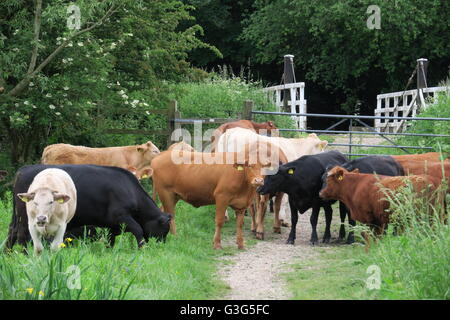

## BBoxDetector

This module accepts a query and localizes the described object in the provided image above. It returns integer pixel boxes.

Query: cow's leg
[157,190,178,235]
[50,223,67,252]
[309,202,320,245]
[213,200,228,249]
[249,199,257,234]
[108,227,121,247]
[224,209,230,222]
[255,195,268,240]
[28,224,43,255]
[323,202,333,243]
[273,192,283,233]
[287,197,299,245]
[346,215,356,244]
[116,216,145,248]
[338,201,347,241]
[5,223,17,252]
[235,209,245,250]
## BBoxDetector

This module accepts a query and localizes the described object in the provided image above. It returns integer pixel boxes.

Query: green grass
[0,192,253,300]
[284,185,450,300]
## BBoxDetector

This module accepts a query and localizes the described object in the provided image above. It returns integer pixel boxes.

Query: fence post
[243,100,254,120]
[348,119,353,158]
[283,54,296,112]
[416,58,428,108]
[167,100,178,148]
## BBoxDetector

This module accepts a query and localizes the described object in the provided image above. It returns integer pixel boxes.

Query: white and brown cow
[17,168,77,254]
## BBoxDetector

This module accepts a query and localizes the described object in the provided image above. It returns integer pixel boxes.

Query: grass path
[218,209,344,300]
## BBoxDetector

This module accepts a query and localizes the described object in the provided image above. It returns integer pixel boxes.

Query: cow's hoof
[346,238,355,245]
[213,245,223,250]
[237,244,245,250]
[273,227,281,234]
[286,239,295,245]
[322,237,331,244]
[281,222,290,227]
[310,240,318,246]
[251,229,256,235]
[256,232,264,240]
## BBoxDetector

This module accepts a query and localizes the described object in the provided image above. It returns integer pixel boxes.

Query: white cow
[17,168,77,254]
[216,128,328,238]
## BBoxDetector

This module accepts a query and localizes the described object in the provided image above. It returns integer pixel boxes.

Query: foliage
[0,196,238,300]
[0,0,218,166]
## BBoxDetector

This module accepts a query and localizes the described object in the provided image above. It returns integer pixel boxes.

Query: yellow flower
[39,291,44,296]
[65,237,73,243]
[59,243,66,248]
[25,288,34,294]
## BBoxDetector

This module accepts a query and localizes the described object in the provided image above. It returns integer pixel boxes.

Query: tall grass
[0,193,241,300]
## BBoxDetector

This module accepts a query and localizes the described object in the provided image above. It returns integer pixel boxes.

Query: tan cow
[216,128,328,238]
[150,142,278,249]
[17,168,77,254]
[41,141,160,172]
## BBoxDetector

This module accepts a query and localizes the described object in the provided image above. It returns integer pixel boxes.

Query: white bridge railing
[374,86,449,133]
[263,82,307,130]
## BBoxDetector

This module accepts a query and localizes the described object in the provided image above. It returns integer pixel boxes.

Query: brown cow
[319,166,445,243]
[150,142,278,249]
[392,152,449,170]
[398,160,450,192]
[41,141,160,172]
[210,120,277,152]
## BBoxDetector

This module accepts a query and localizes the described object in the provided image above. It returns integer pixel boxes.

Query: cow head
[257,164,296,195]
[0,170,7,181]
[319,166,354,200]
[127,166,153,180]
[17,188,70,228]
[144,213,171,242]
[137,141,160,162]
[233,161,264,187]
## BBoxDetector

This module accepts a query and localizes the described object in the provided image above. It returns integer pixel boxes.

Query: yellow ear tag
[21,197,29,203]
[288,169,294,175]
[142,174,148,179]
[57,199,65,204]
[237,165,244,171]
[338,176,343,181]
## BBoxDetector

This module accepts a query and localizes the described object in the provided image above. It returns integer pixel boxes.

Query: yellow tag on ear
[57,199,65,204]
[338,176,343,181]
[142,174,148,179]
[288,169,294,175]
[237,165,244,171]
[22,197,29,203]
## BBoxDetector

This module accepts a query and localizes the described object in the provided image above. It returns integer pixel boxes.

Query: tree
[242,0,450,113]
[0,0,217,165]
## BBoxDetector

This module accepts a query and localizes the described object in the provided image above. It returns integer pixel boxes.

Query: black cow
[257,151,353,245]
[6,164,171,251]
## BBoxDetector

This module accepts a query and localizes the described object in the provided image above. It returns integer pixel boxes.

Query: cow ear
[335,168,345,181]
[286,167,295,175]
[17,193,34,203]
[53,193,70,204]
[233,163,245,171]
[127,166,137,175]
[140,168,153,179]
[319,141,328,151]
[137,143,149,153]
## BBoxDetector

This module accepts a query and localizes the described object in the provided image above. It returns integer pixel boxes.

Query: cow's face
[127,166,153,180]
[137,141,160,162]
[144,213,171,242]
[234,162,264,187]
[319,166,350,200]
[257,165,294,195]
[17,188,70,228]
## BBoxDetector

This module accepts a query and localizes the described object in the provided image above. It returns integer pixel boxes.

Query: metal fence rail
[251,110,450,158]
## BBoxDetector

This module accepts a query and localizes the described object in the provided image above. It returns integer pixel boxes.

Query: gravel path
[218,210,331,300]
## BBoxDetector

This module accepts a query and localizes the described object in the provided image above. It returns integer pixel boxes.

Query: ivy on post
[243,100,254,121]
[167,99,178,148]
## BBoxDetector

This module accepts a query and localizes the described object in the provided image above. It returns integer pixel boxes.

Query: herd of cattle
[1,119,449,254]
